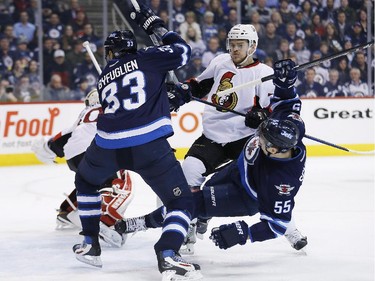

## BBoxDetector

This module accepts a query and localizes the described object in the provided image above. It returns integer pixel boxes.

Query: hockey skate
[56,210,79,230]
[284,229,308,250]
[73,236,102,268]
[157,249,203,281]
[99,221,127,248]
[114,216,148,234]
[179,219,197,255]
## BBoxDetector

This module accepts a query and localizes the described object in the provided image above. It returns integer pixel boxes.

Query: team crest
[244,137,260,165]
[211,72,238,111]
[275,184,295,196]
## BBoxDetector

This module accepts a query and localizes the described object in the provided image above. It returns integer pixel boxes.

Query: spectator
[191,0,206,24]
[358,8,372,38]
[70,9,88,37]
[249,11,266,38]
[335,56,351,84]
[284,21,298,43]
[334,0,357,25]
[335,10,352,45]
[322,22,343,53]
[311,51,329,85]
[65,39,85,66]
[26,60,42,92]
[303,25,321,52]
[207,0,225,25]
[9,58,29,85]
[183,51,205,80]
[318,0,336,25]
[70,77,89,101]
[270,10,286,36]
[291,37,311,65]
[350,22,367,46]
[311,13,325,37]
[0,78,17,102]
[171,0,187,33]
[45,49,73,88]
[72,51,99,91]
[248,0,272,25]
[79,23,101,47]
[351,51,368,82]
[293,10,306,32]
[42,37,58,82]
[300,0,314,26]
[201,11,218,44]
[44,13,65,42]
[272,38,295,62]
[14,38,35,62]
[0,4,14,27]
[221,8,238,33]
[14,75,40,102]
[43,74,71,101]
[344,67,369,97]
[258,22,282,57]
[217,26,227,52]
[323,69,347,97]
[13,11,36,44]
[61,25,77,52]
[279,0,294,24]
[179,11,202,41]
[201,36,223,68]
[2,25,17,51]
[149,0,167,16]
[296,68,324,97]
[0,37,16,77]
[60,0,83,25]
[26,0,38,24]
[184,26,206,55]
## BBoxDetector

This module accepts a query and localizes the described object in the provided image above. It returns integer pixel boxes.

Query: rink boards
[0,98,373,166]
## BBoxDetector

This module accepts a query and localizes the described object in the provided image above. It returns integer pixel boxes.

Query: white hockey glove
[31,138,56,164]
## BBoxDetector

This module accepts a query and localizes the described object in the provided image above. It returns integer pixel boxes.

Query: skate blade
[55,218,78,230]
[162,270,203,281]
[75,254,103,268]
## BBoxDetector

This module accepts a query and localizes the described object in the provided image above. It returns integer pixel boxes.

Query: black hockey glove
[209,220,249,250]
[167,82,192,112]
[130,4,166,35]
[273,59,297,89]
[245,107,270,129]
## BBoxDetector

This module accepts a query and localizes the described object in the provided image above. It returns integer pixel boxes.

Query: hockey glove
[273,59,297,89]
[31,138,56,164]
[167,82,192,112]
[130,4,166,35]
[245,107,270,129]
[209,220,249,250]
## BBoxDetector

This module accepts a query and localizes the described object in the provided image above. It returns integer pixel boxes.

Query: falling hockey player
[116,59,308,267]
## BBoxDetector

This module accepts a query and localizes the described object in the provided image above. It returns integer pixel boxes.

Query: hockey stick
[83,41,102,74]
[216,40,374,97]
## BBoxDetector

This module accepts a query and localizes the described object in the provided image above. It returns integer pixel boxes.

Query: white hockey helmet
[226,24,258,55]
[85,89,100,107]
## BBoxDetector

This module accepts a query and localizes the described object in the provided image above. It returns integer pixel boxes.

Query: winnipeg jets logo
[275,184,295,196]
[244,137,260,165]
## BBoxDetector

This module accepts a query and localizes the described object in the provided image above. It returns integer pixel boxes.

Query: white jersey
[196,53,274,144]
[63,104,101,160]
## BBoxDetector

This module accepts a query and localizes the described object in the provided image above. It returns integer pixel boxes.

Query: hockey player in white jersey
[175,24,307,254]
[31,89,134,248]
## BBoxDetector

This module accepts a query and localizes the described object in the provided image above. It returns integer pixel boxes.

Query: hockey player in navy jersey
[71,4,203,280]
[115,59,307,256]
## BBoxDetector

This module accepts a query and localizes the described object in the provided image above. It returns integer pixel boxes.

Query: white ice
[0,156,374,281]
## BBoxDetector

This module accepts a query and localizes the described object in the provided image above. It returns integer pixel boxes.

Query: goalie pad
[100,170,134,227]
[31,138,56,164]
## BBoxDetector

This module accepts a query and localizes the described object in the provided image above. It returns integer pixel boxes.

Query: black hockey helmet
[258,118,299,153]
[104,30,137,61]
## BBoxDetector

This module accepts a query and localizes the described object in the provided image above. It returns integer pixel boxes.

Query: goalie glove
[209,220,249,250]
[31,138,56,164]
[130,3,166,35]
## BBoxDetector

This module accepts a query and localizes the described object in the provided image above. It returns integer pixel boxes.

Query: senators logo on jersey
[211,72,238,111]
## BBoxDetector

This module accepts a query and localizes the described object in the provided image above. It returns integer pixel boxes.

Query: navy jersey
[95,32,191,148]
[237,93,306,242]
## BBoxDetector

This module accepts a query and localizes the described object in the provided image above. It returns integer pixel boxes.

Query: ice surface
[0,156,374,281]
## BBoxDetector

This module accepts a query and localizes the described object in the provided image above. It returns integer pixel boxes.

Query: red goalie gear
[100,171,134,227]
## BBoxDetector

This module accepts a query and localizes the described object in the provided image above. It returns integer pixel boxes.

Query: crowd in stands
[0,0,373,103]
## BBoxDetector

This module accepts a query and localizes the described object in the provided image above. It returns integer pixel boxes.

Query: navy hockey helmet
[258,118,299,153]
[104,30,137,61]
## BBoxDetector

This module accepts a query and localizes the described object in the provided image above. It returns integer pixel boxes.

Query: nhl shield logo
[173,187,182,197]
[275,184,295,196]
